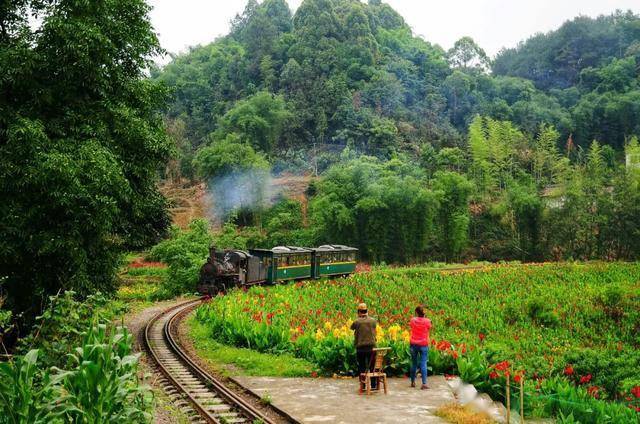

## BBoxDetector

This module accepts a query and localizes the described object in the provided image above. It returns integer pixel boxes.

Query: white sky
[148,0,640,64]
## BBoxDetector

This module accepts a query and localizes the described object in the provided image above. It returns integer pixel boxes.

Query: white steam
[205,169,279,224]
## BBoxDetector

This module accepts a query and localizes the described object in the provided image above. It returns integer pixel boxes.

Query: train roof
[313,244,358,252]
[249,246,313,255]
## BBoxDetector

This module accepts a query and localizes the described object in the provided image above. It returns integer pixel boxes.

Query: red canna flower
[452,351,459,360]
[631,386,640,398]
[514,374,522,383]
[489,371,499,379]
[478,332,486,342]
[579,374,592,384]
[564,365,574,376]
[494,361,510,372]
[436,340,452,351]
[587,386,599,398]
[310,371,318,378]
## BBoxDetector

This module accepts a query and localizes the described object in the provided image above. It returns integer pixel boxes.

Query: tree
[194,135,270,223]
[194,135,269,179]
[432,171,473,261]
[448,36,490,72]
[0,0,171,321]
[505,182,543,261]
[214,91,290,154]
[532,124,562,187]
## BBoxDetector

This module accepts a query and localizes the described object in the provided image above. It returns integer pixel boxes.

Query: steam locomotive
[198,245,358,294]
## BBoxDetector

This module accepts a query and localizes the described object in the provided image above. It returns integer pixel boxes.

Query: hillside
[154,0,640,171]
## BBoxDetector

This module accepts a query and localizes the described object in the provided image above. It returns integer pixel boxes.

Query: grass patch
[187,316,315,377]
[117,253,170,301]
[117,279,165,301]
[435,404,494,424]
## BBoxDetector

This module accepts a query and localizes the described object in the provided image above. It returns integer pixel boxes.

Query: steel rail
[144,299,279,424]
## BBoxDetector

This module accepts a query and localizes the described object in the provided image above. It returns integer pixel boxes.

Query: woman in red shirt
[409,305,432,389]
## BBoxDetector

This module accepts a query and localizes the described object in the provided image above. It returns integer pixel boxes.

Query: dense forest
[155,0,640,169]
[153,0,640,268]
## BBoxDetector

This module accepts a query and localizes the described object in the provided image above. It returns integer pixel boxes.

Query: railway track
[144,299,281,424]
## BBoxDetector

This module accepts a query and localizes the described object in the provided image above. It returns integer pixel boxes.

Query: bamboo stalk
[520,376,525,423]
[506,373,511,424]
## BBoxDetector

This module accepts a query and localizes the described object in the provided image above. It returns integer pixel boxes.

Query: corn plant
[0,350,59,424]
[53,324,152,423]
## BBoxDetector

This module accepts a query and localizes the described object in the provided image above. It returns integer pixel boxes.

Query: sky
[148,0,640,64]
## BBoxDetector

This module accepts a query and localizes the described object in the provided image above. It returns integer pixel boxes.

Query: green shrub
[562,348,640,399]
[526,299,560,327]
[17,291,124,370]
[537,377,637,423]
[149,219,213,296]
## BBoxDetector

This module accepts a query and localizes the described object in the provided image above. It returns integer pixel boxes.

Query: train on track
[198,245,358,294]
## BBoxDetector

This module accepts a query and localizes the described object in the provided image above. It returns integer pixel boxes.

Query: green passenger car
[311,245,358,278]
[249,246,313,283]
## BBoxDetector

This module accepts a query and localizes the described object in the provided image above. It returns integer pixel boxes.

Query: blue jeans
[410,344,429,385]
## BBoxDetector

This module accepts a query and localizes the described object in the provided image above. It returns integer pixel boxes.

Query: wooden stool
[360,347,389,395]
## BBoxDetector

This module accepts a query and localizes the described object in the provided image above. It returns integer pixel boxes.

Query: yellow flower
[401,330,410,343]
[314,328,325,341]
[324,321,333,331]
[377,326,385,339]
[388,324,401,341]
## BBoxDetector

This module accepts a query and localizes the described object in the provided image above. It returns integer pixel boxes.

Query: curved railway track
[144,299,283,424]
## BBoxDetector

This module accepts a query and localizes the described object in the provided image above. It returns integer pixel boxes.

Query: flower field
[194,262,640,421]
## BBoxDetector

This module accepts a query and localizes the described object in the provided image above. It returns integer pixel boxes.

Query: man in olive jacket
[351,302,377,389]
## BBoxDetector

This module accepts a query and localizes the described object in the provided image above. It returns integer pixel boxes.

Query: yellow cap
[357,303,367,311]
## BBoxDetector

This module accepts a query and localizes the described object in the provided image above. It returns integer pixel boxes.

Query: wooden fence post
[506,373,511,424]
[520,376,524,423]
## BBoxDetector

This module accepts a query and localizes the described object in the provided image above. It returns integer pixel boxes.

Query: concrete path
[235,376,454,423]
